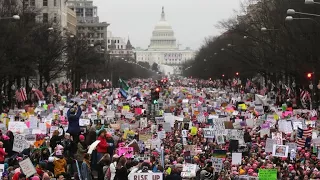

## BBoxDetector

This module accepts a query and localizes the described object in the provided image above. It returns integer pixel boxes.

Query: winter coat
[67,106,82,134]
[97,136,108,153]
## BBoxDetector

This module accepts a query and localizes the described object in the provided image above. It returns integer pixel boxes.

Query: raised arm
[76,106,82,119]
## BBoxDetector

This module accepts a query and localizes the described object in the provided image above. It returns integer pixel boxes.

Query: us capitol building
[135,7,195,75]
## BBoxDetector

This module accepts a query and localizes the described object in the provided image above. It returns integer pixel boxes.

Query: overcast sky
[93,0,242,50]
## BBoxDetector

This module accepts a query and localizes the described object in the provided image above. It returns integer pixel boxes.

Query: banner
[129,173,163,180]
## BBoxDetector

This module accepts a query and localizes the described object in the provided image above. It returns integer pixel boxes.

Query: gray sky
[94,0,241,50]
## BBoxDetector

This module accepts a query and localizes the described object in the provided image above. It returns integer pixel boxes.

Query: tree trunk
[39,75,43,91]
[7,78,13,109]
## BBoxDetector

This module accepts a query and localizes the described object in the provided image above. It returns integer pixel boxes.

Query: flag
[32,88,44,100]
[119,78,129,91]
[15,87,27,102]
[300,90,311,109]
[119,88,128,99]
[296,127,312,147]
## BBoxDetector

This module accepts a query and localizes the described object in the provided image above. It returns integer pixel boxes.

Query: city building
[107,31,135,60]
[22,0,76,34]
[135,7,195,75]
[67,0,109,51]
[67,7,77,35]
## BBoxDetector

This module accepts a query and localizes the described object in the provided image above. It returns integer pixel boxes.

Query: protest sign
[258,169,277,180]
[212,118,227,135]
[272,144,289,157]
[182,130,188,137]
[105,128,115,135]
[271,132,283,145]
[265,138,276,153]
[212,150,227,158]
[184,151,192,163]
[13,134,29,152]
[278,120,293,134]
[0,164,4,177]
[140,117,148,128]
[125,112,134,119]
[25,134,37,142]
[184,145,196,155]
[163,123,172,132]
[232,153,242,165]
[19,158,37,178]
[117,147,134,158]
[79,119,90,126]
[216,135,225,144]
[157,130,166,139]
[29,116,38,129]
[155,117,165,124]
[181,163,197,177]
[8,122,28,133]
[135,154,150,162]
[129,173,163,180]
[286,142,297,152]
[212,157,223,173]
[203,128,215,138]
[227,129,244,144]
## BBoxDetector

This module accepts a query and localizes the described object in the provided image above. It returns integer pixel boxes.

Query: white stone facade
[25,0,68,29]
[135,7,195,74]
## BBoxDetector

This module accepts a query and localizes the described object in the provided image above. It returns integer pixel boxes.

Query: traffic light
[307,73,312,79]
[151,87,160,104]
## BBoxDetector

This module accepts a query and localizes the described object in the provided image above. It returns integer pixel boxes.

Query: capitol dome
[148,7,178,50]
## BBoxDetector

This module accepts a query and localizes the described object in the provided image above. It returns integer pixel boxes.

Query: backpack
[105,167,111,180]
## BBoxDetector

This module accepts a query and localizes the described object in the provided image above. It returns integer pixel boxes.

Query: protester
[114,156,128,180]
[81,153,92,180]
[76,135,87,162]
[67,103,82,143]
[50,128,65,151]
[96,129,108,161]
[3,78,320,180]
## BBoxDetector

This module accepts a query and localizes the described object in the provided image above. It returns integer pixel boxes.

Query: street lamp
[0,15,20,20]
[12,15,20,20]
[243,36,248,39]
[221,48,225,51]
[261,27,279,31]
[287,9,320,17]
[305,0,320,4]
[48,27,54,31]
[285,16,320,25]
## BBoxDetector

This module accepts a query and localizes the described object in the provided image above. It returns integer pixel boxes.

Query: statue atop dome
[161,6,165,21]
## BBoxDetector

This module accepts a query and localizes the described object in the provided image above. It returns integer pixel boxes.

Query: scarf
[84,159,91,170]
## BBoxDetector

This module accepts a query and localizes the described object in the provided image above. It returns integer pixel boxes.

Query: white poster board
[13,134,29,152]
[129,173,163,180]
[19,158,37,178]
[8,122,28,133]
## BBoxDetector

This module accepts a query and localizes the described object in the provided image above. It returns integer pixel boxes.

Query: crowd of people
[0,78,318,180]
